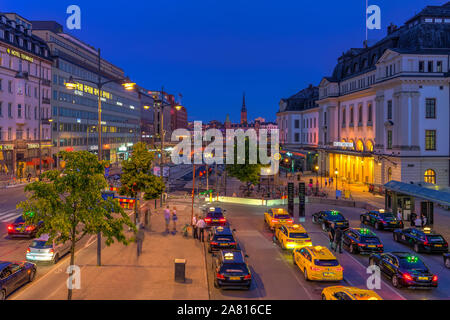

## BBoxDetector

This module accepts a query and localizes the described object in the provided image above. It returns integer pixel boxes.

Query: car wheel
[445,258,450,269]
[53,254,60,264]
[29,268,36,282]
[375,222,382,230]
[392,275,401,288]
[321,294,327,300]
[304,269,309,281]
[0,289,5,301]
[350,244,357,254]
[322,223,327,231]
[414,243,421,253]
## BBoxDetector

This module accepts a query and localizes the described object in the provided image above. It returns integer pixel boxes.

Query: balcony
[42,97,51,105]
[42,79,51,87]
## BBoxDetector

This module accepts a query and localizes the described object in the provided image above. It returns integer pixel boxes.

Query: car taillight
[230,242,237,246]
[216,273,225,280]
[432,275,438,282]
[210,242,218,245]
[335,267,343,272]
[286,239,294,243]
[424,240,429,246]
[25,226,35,231]
[244,274,252,280]
[205,218,212,223]
[310,266,321,272]
[377,244,383,248]
[444,243,448,247]
[49,249,54,254]
[358,243,365,247]
[403,273,413,281]
[26,248,30,253]
[7,225,13,231]
[219,218,226,223]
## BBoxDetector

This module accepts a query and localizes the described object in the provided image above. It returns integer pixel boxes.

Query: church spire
[240,92,247,125]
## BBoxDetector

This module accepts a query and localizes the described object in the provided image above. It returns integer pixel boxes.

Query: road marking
[0,209,21,222]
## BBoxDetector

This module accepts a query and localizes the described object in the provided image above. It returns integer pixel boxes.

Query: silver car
[26,234,71,264]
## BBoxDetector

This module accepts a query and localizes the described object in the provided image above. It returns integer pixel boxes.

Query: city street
[205,202,450,300]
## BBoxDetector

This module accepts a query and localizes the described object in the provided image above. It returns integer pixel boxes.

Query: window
[0,102,2,117]
[324,112,327,125]
[358,105,363,124]
[8,81,12,93]
[387,130,393,149]
[424,169,436,184]
[16,129,22,140]
[425,130,436,150]
[342,108,346,126]
[294,119,299,129]
[419,61,425,72]
[17,104,22,118]
[350,107,354,124]
[387,100,393,120]
[26,128,30,140]
[34,128,37,140]
[425,99,436,119]
[8,103,12,118]
[428,61,433,72]
[7,128,11,140]
[437,61,443,72]
[368,104,373,122]
[295,133,300,142]
[387,167,392,182]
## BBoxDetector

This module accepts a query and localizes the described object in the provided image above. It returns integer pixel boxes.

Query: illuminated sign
[27,143,40,149]
[7,48,34,63]
[0,145,14,150]
[118,145,127,152]
[72,82,112,100]
[333,142,354,148]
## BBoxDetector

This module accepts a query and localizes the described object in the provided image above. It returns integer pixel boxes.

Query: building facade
[280,2,450,189]
[31,21,140,165]
[0,13,53,179]
[138,87,155,148]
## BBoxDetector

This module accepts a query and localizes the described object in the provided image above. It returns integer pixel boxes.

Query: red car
[204,207,227,227]
[7,216,42,238]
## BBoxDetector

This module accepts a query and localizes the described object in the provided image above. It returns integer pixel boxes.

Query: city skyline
[1,0,439,123]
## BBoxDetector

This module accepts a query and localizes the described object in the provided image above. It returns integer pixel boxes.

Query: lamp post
[334,168,339,200]
[314,165,319,196]
[65,48,136,267]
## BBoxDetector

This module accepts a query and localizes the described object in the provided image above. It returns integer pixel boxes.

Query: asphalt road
[0,185,27,224]
[205,202,450,300]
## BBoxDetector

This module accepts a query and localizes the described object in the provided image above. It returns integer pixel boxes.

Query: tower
[225,114,231,129]
[240,92,247,125]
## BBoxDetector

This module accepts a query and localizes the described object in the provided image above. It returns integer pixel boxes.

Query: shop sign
[333,142,354,148]
[118,145,127,152]
[89,145,98,151]
[7,48,34,63]
[27,143,40,149]
[0,145,14,151]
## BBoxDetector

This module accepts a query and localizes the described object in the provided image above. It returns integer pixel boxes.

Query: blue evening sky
[2,0,441,123]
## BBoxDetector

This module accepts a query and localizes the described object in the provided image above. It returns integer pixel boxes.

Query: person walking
[397,208,402,222]
[196,216,206,242]
[164,205,171,233]
[171,206,178,234]
[421,214,427,227]
[334,226,343,253]
[328,227,335,251]
[136,223,145,257]
[192,214,198,239]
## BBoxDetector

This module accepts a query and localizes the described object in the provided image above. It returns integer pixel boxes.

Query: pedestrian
[410,212,417,227]
[164,205,171,233]
[325,180,328,188]
[414,215,422,228]
[328,227,335,251]
[334,226,343,253]
[397,208,402,222]
[171,206,178,233]
[421,214,427,227]
[136,223,145,257]
[192,214,198,239]
[196,216,206,242]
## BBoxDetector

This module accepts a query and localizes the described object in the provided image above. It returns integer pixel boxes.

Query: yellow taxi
[264,208,293,230]
[274,224,312,250]
[293,246,343,281]
[321,286,382,300]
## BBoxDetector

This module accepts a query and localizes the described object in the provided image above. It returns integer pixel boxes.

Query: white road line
[0,210,21,222]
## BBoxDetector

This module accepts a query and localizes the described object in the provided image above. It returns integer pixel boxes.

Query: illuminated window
[387,167,392,182]
[356,140,364,152]
[425,130,436,150]
[366,140,374,152]
[424,169,436,184]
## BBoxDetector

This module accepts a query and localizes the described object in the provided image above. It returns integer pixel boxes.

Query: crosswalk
[0,209,22,223]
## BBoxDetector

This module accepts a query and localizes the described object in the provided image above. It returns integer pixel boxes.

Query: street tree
[17,151,134,300]
[119,142,165,225]
[226,137,262,195]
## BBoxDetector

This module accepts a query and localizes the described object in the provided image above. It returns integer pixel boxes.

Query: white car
[26,234,71,264]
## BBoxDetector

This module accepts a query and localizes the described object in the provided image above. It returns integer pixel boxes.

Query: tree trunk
[134,192,139,225]
[67,225,76,300]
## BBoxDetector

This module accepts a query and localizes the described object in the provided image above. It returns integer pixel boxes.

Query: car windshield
[427,235,445,243]
[274,214,291,220]
[380,213,395,219]
[289,232,309,239]
[207,212,223,218]
[31,240,52,249]
[361,236,380,244]
[398,257,427,270]
[326,213,345,221]
[14,216,24,224]
[215,236,234,242]
[220,264,248,274]
[314,259,339,267]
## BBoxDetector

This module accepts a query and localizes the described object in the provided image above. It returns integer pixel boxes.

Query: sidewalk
[15,198,209,300]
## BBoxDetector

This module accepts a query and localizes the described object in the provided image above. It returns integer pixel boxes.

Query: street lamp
[314,165,319,196]
[65,48,136,267]
[334,168,339,200]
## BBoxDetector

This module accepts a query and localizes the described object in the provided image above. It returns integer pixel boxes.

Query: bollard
[174,259,186,282]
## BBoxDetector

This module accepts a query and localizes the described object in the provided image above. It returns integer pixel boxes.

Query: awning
[26,158,41,166]
[384,180,450,207]
[43,157,54,164]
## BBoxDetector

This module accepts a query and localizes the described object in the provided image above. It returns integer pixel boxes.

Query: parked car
[360,210,403,230]
[26,234,71,264]
[393,227,448,253]
[342,228,384,254]
[0,261,36,300]
[312,210,349,231]
[212,250,252,290]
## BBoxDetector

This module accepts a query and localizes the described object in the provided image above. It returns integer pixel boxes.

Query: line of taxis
[204,207,253,290]
[264,207,450,299]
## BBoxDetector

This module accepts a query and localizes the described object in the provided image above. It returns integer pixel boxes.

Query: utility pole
[96,48,102,267]
[191,164,196,224]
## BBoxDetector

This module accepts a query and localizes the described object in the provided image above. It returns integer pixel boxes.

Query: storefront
[0,144,14,176]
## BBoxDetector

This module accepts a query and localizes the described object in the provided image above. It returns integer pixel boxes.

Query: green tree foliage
[226,137,262,190]
[17,151,134,300]
[119,142,165,222]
